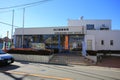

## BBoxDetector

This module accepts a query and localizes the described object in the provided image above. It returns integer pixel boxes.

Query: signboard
[2,42,11,50]
[31,43,45,50]
[54,32,82,34]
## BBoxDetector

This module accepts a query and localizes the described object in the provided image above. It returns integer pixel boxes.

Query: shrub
[7,48,53,55]
[46,48,59,53]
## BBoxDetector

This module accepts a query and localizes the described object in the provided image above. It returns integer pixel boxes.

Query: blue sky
[0,0,120,38]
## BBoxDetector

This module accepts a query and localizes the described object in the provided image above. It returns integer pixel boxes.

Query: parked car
[0,50,14,66]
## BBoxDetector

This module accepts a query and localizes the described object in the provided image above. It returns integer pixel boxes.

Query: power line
[0,0,51,10]
[0,21,21,28]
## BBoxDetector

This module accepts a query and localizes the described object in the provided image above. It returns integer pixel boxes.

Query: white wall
[68,19,111,30]
[15,27,55,35]
[87,30,120,50]
[14,26,84,35]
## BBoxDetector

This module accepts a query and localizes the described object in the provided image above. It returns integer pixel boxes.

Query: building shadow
[0,64,25,80]
[2,71,26,80]
[0,64,20,71]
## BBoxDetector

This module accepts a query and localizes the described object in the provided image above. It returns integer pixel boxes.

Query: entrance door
[87,40,92,50]
[69,35,83,51]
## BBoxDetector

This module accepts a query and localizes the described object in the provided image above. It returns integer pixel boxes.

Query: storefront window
[15,34,84,51]
[43,35,59,48]
[69,35,83,51]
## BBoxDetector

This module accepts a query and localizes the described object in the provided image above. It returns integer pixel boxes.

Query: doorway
[87,40,92,50]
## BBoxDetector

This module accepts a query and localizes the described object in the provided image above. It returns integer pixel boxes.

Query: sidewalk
[96,56,120,68]
[49,53,120,68]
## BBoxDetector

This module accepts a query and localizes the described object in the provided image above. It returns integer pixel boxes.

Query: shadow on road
[2,71,26,80]
[0,64,20,71]
[0,64,25,80]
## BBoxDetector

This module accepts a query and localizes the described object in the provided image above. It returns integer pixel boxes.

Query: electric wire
[0,0,52,36]
[0,0,52,27]
[0,0,51,15]
[0,0,51,10]
[0,21,21,28]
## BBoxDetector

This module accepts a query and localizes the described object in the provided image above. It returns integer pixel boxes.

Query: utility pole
[22,8,25,48]
[7,31,9,38]
[11,10,14,43]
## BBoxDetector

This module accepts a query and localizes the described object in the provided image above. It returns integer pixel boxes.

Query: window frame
[86,24,95,30]
[101,40,104,45]
[110,40,113,46]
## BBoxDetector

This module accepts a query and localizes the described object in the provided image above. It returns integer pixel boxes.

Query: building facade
[14,26,85,51]
[14,19,120,53]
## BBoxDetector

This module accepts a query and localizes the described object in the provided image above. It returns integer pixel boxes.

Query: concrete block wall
[12,54,53,63]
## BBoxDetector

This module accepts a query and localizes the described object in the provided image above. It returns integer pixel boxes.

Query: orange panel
[64,35,69,49]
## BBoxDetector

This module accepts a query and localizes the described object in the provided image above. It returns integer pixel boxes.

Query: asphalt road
[0,61,120,80]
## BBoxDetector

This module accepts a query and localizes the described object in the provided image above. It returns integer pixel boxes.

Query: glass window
[110,40,113,46]
[69,35,83,50]
[100,28,109,30]
[43,35,59,48]
[86,24,94,30]
[101,40,104,45]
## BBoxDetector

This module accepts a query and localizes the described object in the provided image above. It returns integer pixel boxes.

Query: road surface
[0,61,120,80]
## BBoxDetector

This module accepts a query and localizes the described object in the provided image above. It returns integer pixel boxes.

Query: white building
[14,18,120,53]
[68,19,111,30]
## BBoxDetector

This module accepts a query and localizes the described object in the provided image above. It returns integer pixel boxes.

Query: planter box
[12,54,53,63]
